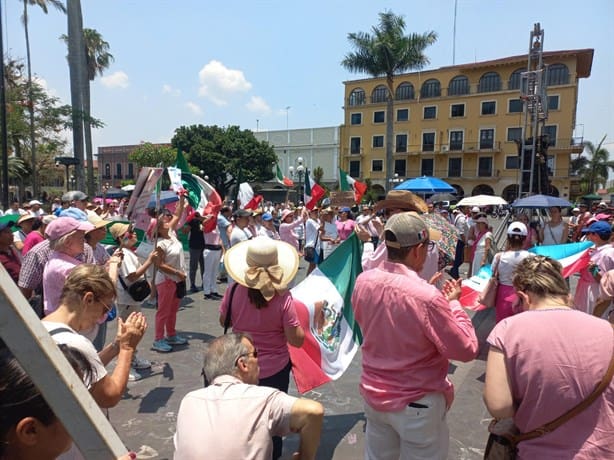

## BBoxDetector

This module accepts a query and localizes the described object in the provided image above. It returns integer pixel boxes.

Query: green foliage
[571,135,612,193]
[128,143,176,168]
[172,125,277,197]
[362,178,380,204]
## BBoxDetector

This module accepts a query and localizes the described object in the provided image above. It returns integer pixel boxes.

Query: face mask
[97,303,117,325]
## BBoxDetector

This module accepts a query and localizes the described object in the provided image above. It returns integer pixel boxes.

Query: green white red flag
[289,233,363,393]
[339,168,367,204]
[303,169,325,210]
[276,164,294,187]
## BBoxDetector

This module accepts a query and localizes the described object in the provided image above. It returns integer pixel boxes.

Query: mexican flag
[238,182,263,210]
[289,233,363,393]
[174,149,222,232]
[339,168,367,204]
[276,164,294,187]
[303,169,326,210]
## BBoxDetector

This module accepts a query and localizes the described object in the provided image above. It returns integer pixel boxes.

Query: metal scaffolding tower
[518,23,550,198]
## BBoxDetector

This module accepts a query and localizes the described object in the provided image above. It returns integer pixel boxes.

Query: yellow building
[340,49,593,201]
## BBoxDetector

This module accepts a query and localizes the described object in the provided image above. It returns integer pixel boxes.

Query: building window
[421,158,434,176]
[478,157,493,177]
[128,163,134,178]
[350,113,362,125]
[373,135,384,148]
[505,155,519,169]
[479,129,494,149]
[115,163,122,179]
[543,125,557,147]
[507,127,522,142]
[508,99,523,113]
[420,79,441,98]
[423,106,437,119]
[547,95,560,110]
[372,159,384,172]
[450,103,465,118]
[104,163,111,179]
[373,111,385,123]
[547,156,555,176]
[422,132,435,152]
[395,134,408,153]
[547,63,570,86]
[394,159,406,176]
[350,137,361,154]
[449,131,464,151]
[397,108,409,121]
[349,160,360,177]
[372,85,388,103]
[395,82,414,100]
[349,88,365,106]
[448,75,469,96]
[508,68,525,90]
[478,72,502,92]
[448,158,462,177]
[481,101,496,115]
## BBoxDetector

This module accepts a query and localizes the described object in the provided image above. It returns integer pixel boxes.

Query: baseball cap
[262,212,273,222]
[29,199,42,206]
[384,212,440,249]
[233,209,252,218]
[45,217,94,240]
[572,207,580,212]
[0,220,15,232]
[59,207,89,221]
[471,206,480,213]
[507,222,528,236]
[340,207,351,213]
[582,221,612,236]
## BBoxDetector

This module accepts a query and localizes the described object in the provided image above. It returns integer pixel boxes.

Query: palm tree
[342,11,437,190]
[580,135,613,193]
[21,0,66,199]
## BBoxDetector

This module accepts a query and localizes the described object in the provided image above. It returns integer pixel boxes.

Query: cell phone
[590,265,600,276]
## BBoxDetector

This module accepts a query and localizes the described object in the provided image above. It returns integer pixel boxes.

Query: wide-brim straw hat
[374,190,428,213]
[224,236,299,298]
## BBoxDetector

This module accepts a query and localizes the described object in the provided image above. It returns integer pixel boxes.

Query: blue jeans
[449,239,465,279]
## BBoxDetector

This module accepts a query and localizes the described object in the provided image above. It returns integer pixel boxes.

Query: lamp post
[388,173,404,188]
[288,156,304,205]
[55,156,80,192]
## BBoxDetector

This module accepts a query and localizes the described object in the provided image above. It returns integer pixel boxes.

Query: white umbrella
[121,184,136,192]
[456,195,508,207]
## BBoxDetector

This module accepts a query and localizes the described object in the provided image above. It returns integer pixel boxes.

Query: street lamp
[288,156,304,205]
[69,175,76,190]
[54,156,80,192]
[388,173,404,187]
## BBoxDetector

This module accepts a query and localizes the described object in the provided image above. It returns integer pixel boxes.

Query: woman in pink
[278,208,302,251]
[484,256,614,459]
[335,206,356,241]
[22,216,55,255]
[219,237,304,460]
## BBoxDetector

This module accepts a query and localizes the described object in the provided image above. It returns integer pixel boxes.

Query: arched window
[104,164,110,179]
[447,75,469,96]
[395,82,414,100]
[478,72,501,92]
[420,79,441,99]
[116,163,122,178]
[371,85,388,103]
[547,63,570,86]
[508,68,525,90]
[348,88,365,106]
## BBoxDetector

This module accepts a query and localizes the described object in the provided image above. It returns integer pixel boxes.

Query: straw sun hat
[224,236,299,301]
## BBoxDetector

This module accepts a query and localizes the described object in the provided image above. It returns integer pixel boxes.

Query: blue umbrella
[147,190,179,208]
[394,176,456,194]
[512,194,572,209]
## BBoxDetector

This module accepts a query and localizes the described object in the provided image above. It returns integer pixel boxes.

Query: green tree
[172,125,277,198]
[21,0,66,199]
[128,143,176,168]
[61,28,113,196]
[571,135,613,193]
[342,11,437,190]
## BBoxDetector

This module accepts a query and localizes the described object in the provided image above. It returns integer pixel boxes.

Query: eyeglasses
[98,299,113,314]
[234,348,258,366]
[422,240,436,250]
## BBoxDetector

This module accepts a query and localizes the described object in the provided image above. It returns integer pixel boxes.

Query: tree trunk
[23,1,38,199]
[83,80,95,196]
[385,76,394,191]
[67,0,86,191]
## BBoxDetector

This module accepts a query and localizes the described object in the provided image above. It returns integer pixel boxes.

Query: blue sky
[3,0,613,154]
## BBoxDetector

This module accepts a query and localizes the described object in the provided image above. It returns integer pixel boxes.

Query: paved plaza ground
[108,257,497,460]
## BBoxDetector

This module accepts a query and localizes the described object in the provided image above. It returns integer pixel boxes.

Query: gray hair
[202,333,252,383]
[49,230,77,251]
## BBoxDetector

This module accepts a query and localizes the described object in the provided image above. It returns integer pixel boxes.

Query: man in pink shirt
[352,212,478,460]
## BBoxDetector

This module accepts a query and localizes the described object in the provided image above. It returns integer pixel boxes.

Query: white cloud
[198,60,252,105]
[185,101,203,116]
[162,84,181,96]
[246,96,271,115]
[100,71,129,89]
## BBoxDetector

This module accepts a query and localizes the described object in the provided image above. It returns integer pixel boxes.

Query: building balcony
[342,147,364,157]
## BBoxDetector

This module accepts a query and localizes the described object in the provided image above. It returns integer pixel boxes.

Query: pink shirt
[336,219,356,241]
[22,231,44,255]
[278,221,299,250]
[174,375,296,460]
[43,251,80,315]
[352,261,478,411]
[488,310,614,459]
[220,286,300,378]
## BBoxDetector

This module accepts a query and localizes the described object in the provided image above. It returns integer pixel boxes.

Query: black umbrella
[103,187,128,199]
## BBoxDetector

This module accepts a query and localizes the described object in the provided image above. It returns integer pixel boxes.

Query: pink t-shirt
[43,251,80,315]
[488,310,614,459]
[336,219,356,241]
[219,286,300,378]
[352,261,478,411]
[278,221,299,250]
[22,231,44,256]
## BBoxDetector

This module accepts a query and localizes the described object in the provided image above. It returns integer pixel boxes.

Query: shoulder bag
[304,229,320,264]
[118,275,151,302]
[484,324,614,459]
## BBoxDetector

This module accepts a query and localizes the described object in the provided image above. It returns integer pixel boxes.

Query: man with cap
[13,214,36,253]
[575,220,614,315]
[28,199,45,217]
[352,212,478,459]
[258,211,281,240]
[448,207,469,279]
[0,220,21,283]
[230,209,254,247]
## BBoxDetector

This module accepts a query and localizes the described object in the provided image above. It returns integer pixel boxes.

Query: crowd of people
[1,189,614,459]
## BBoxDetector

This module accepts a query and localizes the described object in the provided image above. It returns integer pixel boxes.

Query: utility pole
[0,0,9,209]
